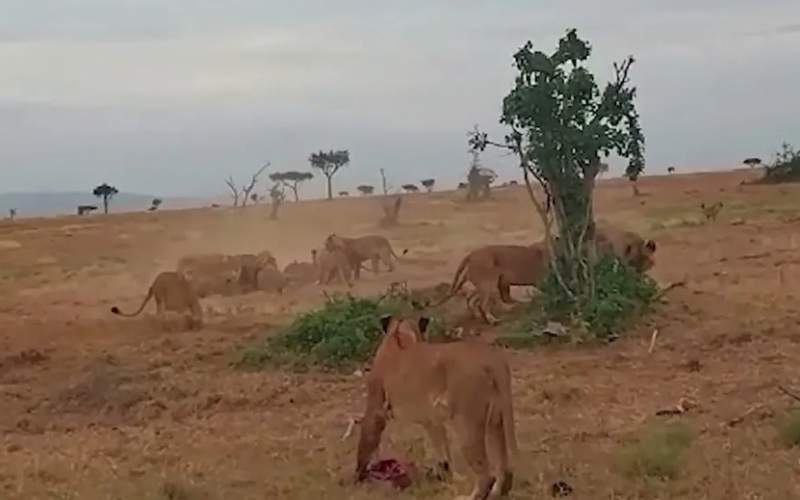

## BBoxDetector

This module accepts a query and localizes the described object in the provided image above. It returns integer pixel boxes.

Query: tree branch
[225,176,241,207]
[241,162,270,207]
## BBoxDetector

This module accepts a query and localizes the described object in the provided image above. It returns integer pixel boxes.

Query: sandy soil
[1,169,799,499]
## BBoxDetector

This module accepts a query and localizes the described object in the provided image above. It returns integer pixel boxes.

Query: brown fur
[438,224,657,324]
[178,251,278,297]
[594,222,657,272]
[700,201,723,222]
[324,234,407,280]
[316,247,355,286]
[255,266,288,294]
[110,271,203,329]
[356,316,517,499]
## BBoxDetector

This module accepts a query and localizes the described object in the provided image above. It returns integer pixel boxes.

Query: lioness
[110,271,203,328]
[324,234,407,280]
[316,247,357,286]
[594,222,656,273]
[356,315,516,499]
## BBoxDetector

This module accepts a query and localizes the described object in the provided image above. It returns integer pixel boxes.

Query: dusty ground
[1,169,799,499]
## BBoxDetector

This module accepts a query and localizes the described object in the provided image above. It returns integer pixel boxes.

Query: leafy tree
[309,150,350,200]
[269,171,314,202]
[92,183,119,214]
[8,208,16,221]
[470,29,646,327]
[760,142,800,184]
[743,157,762,168]
[420,178,435,192]
[465,148,496,202]
[667,166,675,174]
[339,191,350,197]
[357,184,375,196]
[402,184,419,193]
[149,198,162,211]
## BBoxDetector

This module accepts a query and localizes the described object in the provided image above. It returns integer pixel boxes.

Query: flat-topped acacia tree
[470,29,647,318]
[269,171,314,202]
[309,150,350,200]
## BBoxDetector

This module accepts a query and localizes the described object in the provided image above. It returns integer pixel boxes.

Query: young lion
[110,271,203,329]
[324,233,407,280]
[356,315,517,499]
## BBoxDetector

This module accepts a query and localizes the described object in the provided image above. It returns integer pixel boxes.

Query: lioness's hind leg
[382,249,396,271]
[371,256,380,274]
[455,416,495,500]
[423,423,453,481]
[487,416,513,497]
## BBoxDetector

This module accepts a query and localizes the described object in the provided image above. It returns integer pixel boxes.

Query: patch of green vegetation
[617,422,693,480]
[540,255,659,340]
[760,142,800,184]
[235,292,448,371]
[777,410,800,448]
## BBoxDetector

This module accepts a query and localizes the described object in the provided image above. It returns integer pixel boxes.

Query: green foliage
[617,422,693,480]
[269,171,314,202]
[760,142,800,184]
[540,254,658,339]
[309,149,350,200]
[470,29,648,332]
[235,290,448,371]
[92,183,119,214]
[777,410,800,448]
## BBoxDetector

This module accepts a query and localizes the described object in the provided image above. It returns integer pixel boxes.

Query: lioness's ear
[645,239,656,253]
[418,317,430,334]
[379,315,393,334]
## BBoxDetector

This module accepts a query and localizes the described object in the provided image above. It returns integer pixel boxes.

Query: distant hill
[0,191,166,217]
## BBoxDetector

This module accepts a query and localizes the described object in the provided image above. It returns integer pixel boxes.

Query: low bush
[539,254,659,340]
[617,422,693,480]
[235,291,447,371]
[777,410,800,448]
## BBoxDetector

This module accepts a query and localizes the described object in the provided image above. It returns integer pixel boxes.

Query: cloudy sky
[1,0,798,198]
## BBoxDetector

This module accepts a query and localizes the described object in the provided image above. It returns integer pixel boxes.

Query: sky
[1,0,798,199]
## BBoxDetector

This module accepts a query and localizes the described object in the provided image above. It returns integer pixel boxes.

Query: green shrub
[617,422,693,480]
[235,292,447,371]
[777,410,800,448]
[540,254,658,339]
[760,142,800,184]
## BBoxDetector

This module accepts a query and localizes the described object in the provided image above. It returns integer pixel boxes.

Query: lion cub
[356,315,517,499]
[111,271,203,329]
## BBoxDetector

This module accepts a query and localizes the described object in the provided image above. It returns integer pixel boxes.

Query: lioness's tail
[389,246,410,261]
[429,254,471,308]
[110,287,154,317]
[498,363,518,457]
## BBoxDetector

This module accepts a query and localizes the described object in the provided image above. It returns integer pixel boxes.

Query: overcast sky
[1,0,798,198]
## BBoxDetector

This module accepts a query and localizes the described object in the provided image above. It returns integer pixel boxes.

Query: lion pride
[355,315,516,499]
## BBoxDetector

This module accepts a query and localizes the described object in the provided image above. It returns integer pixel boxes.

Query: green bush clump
[617,422,693,480]
[540,254,658,339]
[235,292,447,371]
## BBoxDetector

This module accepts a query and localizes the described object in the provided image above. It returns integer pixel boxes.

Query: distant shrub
[617,422,693,480]
[760,142,800,184]
[777,410,800,448]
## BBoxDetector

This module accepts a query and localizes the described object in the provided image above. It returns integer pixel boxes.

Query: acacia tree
[470,29,645,310]
[743,157,762,168]
[420,178,435,192]
[402,184,419,193]
[93,183,119,214]
[269,171,314,202]
[309,150,349,200]
[357,184,375,196]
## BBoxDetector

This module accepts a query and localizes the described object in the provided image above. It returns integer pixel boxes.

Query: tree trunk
[292,183,300,202]
[326,175,333,200]
[103,196,109,214]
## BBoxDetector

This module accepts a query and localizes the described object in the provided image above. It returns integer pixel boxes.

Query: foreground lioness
[111,271,203,328]
[356,315,516,499]
[325,234,407,279]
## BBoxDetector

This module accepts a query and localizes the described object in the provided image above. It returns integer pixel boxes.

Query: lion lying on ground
[110,271,203,329]
[355,315,516,499]
[178,251,278,297]
[324,234,407,280]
